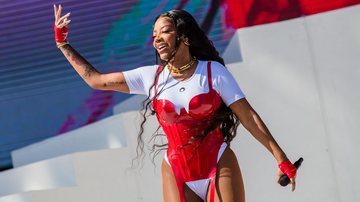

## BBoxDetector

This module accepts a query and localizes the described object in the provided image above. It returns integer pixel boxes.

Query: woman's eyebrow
[153,25,173,33]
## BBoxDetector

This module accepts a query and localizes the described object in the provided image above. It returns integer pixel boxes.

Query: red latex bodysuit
[152,61,224,202]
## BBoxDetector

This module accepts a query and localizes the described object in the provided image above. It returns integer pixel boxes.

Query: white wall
[223,5,360,202]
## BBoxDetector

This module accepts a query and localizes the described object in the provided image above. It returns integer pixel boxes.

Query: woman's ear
[183,37,190,46]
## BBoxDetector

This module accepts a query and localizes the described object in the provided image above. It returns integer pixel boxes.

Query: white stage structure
[0,5,359,202]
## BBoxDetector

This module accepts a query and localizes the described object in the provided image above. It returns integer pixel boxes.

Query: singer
[54,4,297,202]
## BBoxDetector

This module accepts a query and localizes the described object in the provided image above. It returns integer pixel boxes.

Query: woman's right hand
[53,4,71,46]
[53,4,129,93]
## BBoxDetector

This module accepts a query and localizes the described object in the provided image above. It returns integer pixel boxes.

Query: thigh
[161,159,202,202]
[208,147,245,202]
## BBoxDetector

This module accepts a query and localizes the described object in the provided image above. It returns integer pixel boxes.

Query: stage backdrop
[0,0,358,171]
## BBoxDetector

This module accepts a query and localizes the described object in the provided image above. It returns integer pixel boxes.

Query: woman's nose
[154,35,162,43]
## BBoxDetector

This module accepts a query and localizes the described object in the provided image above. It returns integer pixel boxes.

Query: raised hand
[53,4,71,47]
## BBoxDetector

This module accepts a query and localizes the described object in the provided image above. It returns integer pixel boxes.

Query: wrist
[275,153,288,164]
[54,24,68,44]
[278,159,297,178]
[56,41,69,48]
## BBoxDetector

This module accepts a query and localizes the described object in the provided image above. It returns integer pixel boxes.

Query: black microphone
[279,157,303,186]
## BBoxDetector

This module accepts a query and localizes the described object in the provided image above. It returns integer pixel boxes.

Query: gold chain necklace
[167,57,197,74]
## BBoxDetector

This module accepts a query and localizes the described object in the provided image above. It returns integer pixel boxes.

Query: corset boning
[153,88,225,181]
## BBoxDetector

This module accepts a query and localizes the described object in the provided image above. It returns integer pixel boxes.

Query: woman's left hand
[229,99,298,191]
[277,160,297,191]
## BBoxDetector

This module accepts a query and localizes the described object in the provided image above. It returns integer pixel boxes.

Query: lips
[156,43,167,53]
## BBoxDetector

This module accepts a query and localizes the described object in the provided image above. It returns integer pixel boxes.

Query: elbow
[86,80,102,90]
[81,71,103,90]
[90,83,104,90]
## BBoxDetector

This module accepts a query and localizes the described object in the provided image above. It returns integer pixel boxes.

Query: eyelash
[152,30,171,39]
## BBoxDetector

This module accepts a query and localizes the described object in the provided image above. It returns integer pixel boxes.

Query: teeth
[158,45,165,50]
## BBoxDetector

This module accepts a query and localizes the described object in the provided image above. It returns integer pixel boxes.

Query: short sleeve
[211,62,245,106]
[123,65,157,95]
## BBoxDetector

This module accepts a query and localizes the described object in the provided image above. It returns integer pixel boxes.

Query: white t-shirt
[123,60,245,114]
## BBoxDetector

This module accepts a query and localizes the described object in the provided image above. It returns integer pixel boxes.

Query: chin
[159,53,171,61]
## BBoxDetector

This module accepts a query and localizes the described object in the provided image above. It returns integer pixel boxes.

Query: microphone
[279,157,303,186]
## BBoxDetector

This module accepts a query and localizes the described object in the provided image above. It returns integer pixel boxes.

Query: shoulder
[196,60,231,78]
[198,60,227,71]
[204,60,232,78]
[197,60,225,71]
[122,64,161,95]
[124,64,159,77]
[136,64,159,73]
[123,64,161,86]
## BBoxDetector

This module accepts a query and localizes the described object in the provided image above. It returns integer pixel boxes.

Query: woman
[54,4,297,202]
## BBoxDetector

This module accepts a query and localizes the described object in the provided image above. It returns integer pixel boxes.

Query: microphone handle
[279,157,303,187]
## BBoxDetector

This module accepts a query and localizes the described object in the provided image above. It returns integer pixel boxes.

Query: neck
[168,53,192,68]
[167,57,197,74]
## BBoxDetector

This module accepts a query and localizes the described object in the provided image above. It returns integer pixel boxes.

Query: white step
[0,155,77,199]
[0,98,163,201]
[0,148,162,202]
[0,193,31,202]
[11,114,127,167]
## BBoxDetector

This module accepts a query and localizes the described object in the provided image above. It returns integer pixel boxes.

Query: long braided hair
[133,10,240,167]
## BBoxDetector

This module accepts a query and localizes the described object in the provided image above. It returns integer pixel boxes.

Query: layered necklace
[167,57,197,74]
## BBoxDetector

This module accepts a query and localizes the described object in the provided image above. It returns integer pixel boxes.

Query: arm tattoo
[82,64,98,79]
[61,45,99,79]
[103,81,126,87]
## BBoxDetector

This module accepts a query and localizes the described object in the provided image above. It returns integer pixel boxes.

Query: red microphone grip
[279,157,303,186]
